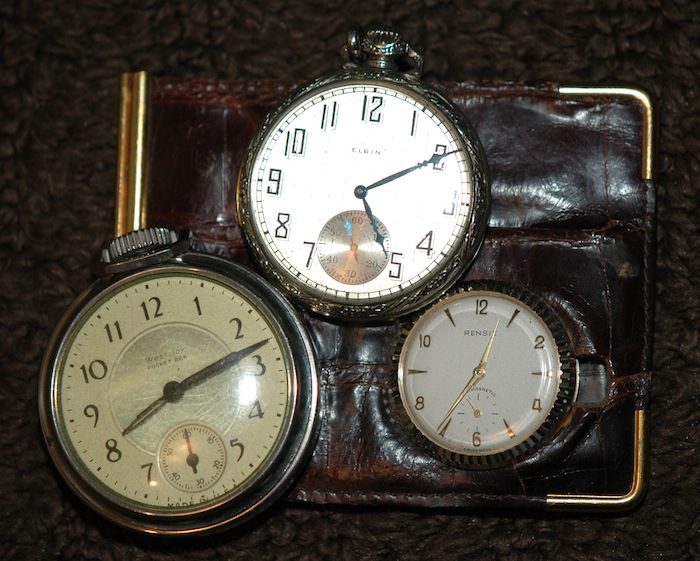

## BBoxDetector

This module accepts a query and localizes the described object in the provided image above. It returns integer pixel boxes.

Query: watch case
[112,71,654,511]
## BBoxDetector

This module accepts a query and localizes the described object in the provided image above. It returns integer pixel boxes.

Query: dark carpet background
[1,1,698,559]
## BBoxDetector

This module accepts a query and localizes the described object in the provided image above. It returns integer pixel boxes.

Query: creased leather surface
[146,79,652,506]
[3,2,698,560]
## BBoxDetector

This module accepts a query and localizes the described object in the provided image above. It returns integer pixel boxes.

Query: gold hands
[436,320,500,435]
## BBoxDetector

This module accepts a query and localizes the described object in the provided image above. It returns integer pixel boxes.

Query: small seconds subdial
[456,387,499,428]
[159,423,226,493]
[317,210,391,285]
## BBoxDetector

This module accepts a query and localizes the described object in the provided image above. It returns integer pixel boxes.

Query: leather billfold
[115,73,654,510]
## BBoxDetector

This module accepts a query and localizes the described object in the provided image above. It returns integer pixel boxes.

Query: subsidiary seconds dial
[239,73,489,320]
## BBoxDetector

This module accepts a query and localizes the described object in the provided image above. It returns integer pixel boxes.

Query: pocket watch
[38,228,318,535]
[393,281,578,468]
[237,26,490,320]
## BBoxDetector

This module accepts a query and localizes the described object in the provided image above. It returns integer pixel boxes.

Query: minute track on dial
[237,26,489,319]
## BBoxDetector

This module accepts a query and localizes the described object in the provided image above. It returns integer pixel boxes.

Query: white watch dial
[240,77,488,318]
[397,286,575,465]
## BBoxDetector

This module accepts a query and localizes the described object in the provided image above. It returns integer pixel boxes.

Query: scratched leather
[145,78,654,507]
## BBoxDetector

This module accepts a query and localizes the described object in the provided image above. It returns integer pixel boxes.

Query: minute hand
[364,149,460,192]
[121,338,270,436]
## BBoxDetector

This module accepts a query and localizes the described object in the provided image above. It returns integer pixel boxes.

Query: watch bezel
[390,280,578,469]
[237,67,490,321]
[38,253,319,535]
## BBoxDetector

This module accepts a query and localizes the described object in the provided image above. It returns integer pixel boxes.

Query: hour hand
[361,198,389,256]
[121,338,269,436]
[436,321,499,434]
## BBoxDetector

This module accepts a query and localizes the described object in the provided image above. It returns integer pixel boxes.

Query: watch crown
[102,227,181,264]
[342,25,423,76]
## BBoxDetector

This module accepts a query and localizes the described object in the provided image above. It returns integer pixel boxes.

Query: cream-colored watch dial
[396,285,576,466]
[48,268,294,515]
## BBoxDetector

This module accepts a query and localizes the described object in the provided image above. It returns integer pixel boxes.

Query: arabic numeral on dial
[229,317,244,339]
[443,191,457,216]
[475,299,488,315]
[532,398,543,412]
[275,213,291,239]
[416,231,434,256]
[105,439,122,463]
[193,296,202,316]
[388,252,403,279]
[361,95,383,123]
[252,354,266,376]
[248,400,264,419]
[284,128,306,157]
[83,404,99,428]
[229,438,245,461]
[303,241,316,268]
[415,396,425,410]
[534,335,545,349]
[320,102,338,130]
[419,334,431,348]
[80,359,107,384]
[432,144,447,170]
[141,296,163,321]
[472,431,482,447]
[410,110,418,136]
[267,168,283,195]
[141,462,154,484]
[104,320,122,343]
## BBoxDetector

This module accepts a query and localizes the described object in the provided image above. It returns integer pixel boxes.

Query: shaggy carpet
[1,1,698,560]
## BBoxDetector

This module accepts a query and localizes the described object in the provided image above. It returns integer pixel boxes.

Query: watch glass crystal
[396,286,576,466]
[240,77,488,318]
[48,268,296,515]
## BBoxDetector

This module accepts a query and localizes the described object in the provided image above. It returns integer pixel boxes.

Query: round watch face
[395,283,577,467]
[238,71,489,319]
[39,257,318,534]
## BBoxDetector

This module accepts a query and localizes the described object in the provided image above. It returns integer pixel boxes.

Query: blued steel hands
[354,149,459,253]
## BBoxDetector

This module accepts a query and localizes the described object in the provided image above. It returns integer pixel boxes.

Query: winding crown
[102,227,180,264]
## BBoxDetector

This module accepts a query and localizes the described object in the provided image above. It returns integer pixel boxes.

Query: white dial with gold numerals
[396,284,576,467]
[40,255,318,534]
[239,75,488,319]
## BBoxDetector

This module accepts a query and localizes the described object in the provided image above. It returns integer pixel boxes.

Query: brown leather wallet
[115,73,654,510]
